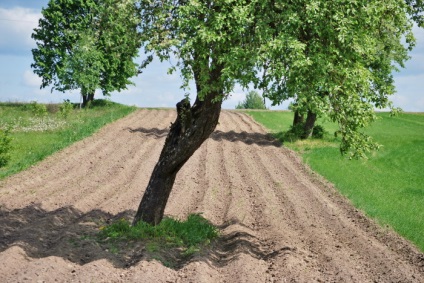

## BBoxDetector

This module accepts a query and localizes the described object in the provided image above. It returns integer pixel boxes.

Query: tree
[265,1,423,153]
[236,90,266,109]
[290,92,326,140]
[31,0,141,107]
[133,0,422,225]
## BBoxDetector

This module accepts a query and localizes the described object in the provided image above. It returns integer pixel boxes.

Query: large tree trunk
[300,110,317,139]
[292,110,305,127]
[81,90,95,108]
[133,67,223,226]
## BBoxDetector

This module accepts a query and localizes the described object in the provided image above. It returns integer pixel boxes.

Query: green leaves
[136,0,420,158]
[236,91,266,110]
[0,127,12,168]
[31,0,141,98]
[259,0,419,157]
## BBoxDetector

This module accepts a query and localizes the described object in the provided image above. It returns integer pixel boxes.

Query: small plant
[0,127,12,167]
[59,99,74,118]
[312,124,327,139]
[236,90,267,110]
[287,123,306,141]
[282,123,327,142]
[28,101,48,117]
[98,213,218,254]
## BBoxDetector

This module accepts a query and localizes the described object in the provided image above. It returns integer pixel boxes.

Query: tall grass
[0,100,136,179]
[247,110,424,252]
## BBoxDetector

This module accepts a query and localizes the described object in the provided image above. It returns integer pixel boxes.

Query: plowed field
[0,109,423,282]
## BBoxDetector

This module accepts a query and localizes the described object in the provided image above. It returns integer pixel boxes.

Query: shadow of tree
[128,127,169,139]
[0,205,133,267]
[0,205,292,270]
[211,130,281,147]
[203,231,293,268]
[128,127,281,147]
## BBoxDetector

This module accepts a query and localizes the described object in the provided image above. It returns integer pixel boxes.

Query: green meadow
[247,110,424,252]
[0,100,136,179]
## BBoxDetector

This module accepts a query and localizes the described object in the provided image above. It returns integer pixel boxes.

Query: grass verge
[0,100,136,179]
[247,110,424,252]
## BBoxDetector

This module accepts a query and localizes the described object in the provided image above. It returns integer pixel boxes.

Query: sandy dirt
[0,109,423,282]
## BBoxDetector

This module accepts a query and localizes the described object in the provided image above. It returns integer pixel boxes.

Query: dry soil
[0,109,423,282]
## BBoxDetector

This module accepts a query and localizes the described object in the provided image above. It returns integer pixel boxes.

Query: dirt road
[0,109,423,282]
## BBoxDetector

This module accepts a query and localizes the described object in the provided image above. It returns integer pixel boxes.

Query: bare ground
[0,109,423,283]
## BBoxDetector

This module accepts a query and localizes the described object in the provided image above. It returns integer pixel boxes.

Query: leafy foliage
[28,101,48,118]
[236,91,266,110]
[0,127,12,168]
[259,0,420,158]
[312,125,326,139]
[138,0,422,158]
[59,100,74,118]
[31,0,141,101]
[280,123,327,143]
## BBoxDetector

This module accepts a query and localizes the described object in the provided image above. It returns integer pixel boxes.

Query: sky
[0,1,423,111]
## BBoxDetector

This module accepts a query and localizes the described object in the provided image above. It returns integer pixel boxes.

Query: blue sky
[0,1,423,111]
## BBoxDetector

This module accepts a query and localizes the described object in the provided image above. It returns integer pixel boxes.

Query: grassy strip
[247,110,424,252]
[98,214,218,257]
[0,100,136,179]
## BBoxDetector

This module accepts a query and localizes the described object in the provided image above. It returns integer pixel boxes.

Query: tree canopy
[133,0,422,224]
[31,0,141,106]
[236,91,266,110]
[139,0,421,158]
[262,1,421,157]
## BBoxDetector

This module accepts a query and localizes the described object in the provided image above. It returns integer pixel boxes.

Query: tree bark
[301,110,317,139]
[81,90,95,108]
[292,110,305,127]
[133,67,223,226]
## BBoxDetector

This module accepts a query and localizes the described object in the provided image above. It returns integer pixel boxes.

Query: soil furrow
[0,109,423,283]
[260,136,423,282]
[166,140,207,219]
[72,134,161,213]
[232,111,264,133]
[199,137,233,225]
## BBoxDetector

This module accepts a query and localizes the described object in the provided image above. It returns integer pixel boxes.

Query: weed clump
[59,100,74,118]
[27,101,48,117]
[98,213,218,256]
[283,123,328,142]
[0,127,12,167]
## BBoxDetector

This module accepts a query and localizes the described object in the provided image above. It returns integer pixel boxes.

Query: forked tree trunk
[301,110,317,139]
[82,91,95,108]
[292,110,305,127]
[133,69,223,225]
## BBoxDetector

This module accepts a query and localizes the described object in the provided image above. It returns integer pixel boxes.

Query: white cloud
[0,7,40,55]
[22,69,41,87]
[393,73,424,112]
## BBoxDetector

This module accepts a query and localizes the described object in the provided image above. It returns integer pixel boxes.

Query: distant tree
[263,1,422,156]
[31,0,141,107]
[290,92,326,140]
[236,91,266,110]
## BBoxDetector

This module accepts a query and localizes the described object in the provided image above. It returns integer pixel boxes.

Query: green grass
[0,100,136,179]
[247,110,424,252]
[98,214,218,256]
